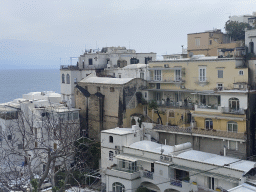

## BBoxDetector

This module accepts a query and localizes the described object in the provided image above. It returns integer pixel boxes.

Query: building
[229,12,256,27]
[0,91,80,184]
[187,29,242,57]
[141,56,256,159]
[101,126,256,192]
[75,77,147,139]
[60,47,156,107]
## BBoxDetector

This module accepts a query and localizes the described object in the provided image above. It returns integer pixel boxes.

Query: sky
[0,0,256,69]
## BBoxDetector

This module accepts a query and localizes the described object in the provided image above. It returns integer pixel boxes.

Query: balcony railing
[142,171,153,180]
[60,65,79,70]
[148,100,194,110]
[149,77,185,83]
[112,166,139,173]
[194,77,209,85]
[170,178,182,188]
[197,104,218,110]
[222,107,245,115]
[154,125,246,140]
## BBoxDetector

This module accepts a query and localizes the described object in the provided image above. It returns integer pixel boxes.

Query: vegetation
[148,100,165,125]
[225,20,252,41]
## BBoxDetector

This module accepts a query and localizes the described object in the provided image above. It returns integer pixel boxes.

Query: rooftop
[101,127,135,135]
[80,77,134,84]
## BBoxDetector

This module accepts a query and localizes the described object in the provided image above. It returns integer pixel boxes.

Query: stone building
[75,77,146,139]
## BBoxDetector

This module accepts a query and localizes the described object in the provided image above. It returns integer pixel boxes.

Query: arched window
[66,74,70,84]
[112,182,125,192]
[227,121,238,132]
[229,98,239,111]
[62,74,65,83]
[109,136,113,143]
[82,60,85,68]
[109,151,114,161]
[205,118,213,130]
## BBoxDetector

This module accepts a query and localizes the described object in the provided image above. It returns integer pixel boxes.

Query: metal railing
[148,100,194,109]
[221,107,245,115]
[142,171,153,180]
[197,104,218,110]
[60,65,79,70]
[112,166,139,173]
[149,77,185,83]
[154,125,246,140]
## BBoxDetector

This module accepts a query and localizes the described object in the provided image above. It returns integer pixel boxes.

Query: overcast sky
[0,0,255,69]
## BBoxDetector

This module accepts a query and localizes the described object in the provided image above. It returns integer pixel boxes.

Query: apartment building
[101,126,256,192]
[141,56,256,159]
[60,47,156,107]
[187,29,242,57]
[0,92,80,179]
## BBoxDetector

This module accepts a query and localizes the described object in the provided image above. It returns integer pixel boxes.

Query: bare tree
[0,106,84,192]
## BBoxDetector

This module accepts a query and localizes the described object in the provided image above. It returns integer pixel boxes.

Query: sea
[0,69,60,103]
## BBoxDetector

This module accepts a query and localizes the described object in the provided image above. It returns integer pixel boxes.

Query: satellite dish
[189,52,194,58]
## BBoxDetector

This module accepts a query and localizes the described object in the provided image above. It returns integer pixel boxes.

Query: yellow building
[143,56,256,159]
[187,29,242,57]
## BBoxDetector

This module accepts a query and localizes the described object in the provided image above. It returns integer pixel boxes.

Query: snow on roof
[80,77,134,84]
[129,140,175,155]
[228,183,256,192]
[101,127,135,135]
[177,150,256,172]
[123,64,147,69]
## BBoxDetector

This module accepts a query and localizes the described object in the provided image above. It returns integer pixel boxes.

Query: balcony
[60,65,79,70]
[195,104,222,113]
[105,167,141,180]
[142,171,154,180]
[194,77,209,86]
[148,100,194,110]
[154,125,246,140]
[222,107,245,115]
[149,77,185,84]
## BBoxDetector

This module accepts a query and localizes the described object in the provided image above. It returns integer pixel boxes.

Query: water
[0,69,60,103]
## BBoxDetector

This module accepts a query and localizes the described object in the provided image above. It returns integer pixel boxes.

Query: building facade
[141,57,256,159]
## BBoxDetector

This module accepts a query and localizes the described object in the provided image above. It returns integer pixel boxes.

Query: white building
[101,126,256,192]
[60,46,156,107]
[0,91,80,187]
[229,12,256,27]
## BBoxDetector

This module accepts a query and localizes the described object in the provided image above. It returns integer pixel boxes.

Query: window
[62,74,65,83]
[82,60,84,68]
[34,128,38,139]
[18,144,23,149]
[73,112,79,120]
[175,69,181,81]
[205,118,213,130]
[209,40,212,45]
[151,163,154,172]
[109,151,114,161]
[199,68,206,82]
[119,75,121,78]
[218,70,223,78]
[35,142,38,148]
[156,92,160,101]
[217,83,223,91]
[140,72,144,79]
[97,87,100,92]
[144,106,147,116]
[249,42,254,54]
[110,87,115,92]
[228,121,238,132]
[195,38,200,46]
[109,136,113,143]
[66,74,70,84]
[228,141,237,150]
[130,57,139,64]
[144,92,147,98]
[156,83,160,89]
[74,78,77,84]
[154,70,161,81]
[229,98,239,110]
[208,177,215,190]
[89,58,93,65]
[7,135,12,140]
[239,70,244,75]
[169,110,174,117]
[112,182,125,192]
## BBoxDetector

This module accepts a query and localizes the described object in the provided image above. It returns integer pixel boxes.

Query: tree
[225,20,252,41]
[0,106,88,192]
[148,100,165,125]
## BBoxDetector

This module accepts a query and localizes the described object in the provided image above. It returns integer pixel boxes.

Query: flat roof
[101,127,135,135]
[80,77,134,84]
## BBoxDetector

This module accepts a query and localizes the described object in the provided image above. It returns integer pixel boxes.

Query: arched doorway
[139,182,160,192]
